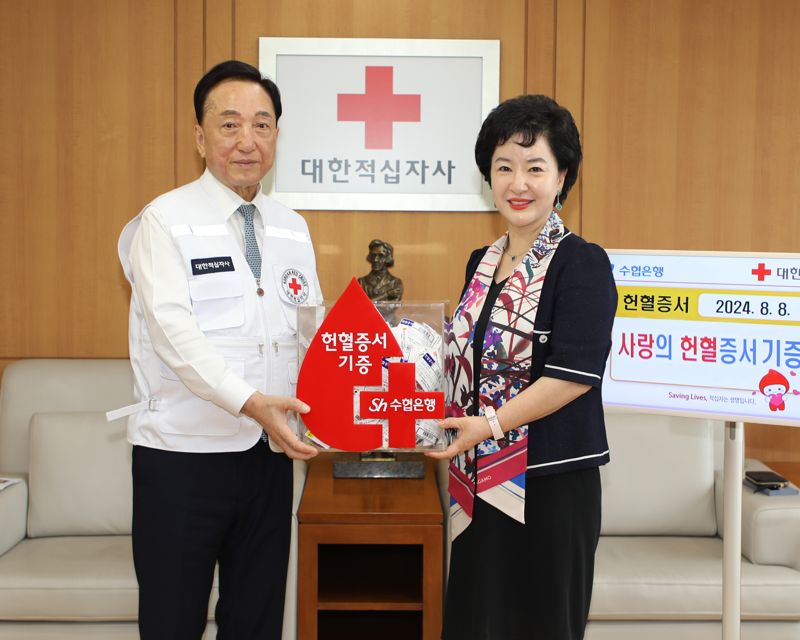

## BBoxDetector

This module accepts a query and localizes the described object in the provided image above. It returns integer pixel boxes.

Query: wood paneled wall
[1,0,798,460]
[0,0,176,363]
[582,0,800,252]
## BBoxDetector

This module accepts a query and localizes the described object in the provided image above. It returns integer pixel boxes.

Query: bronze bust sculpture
[357,239,403,302]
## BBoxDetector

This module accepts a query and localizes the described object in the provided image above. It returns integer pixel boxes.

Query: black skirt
[442,466,601,640]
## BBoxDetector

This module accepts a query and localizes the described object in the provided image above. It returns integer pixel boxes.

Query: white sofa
[1,359,799,639]
[587,411,800,639]
[0,359,304,640]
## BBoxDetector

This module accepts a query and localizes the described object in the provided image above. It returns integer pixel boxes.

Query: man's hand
[241,392,319,460]
[425,415,492,460]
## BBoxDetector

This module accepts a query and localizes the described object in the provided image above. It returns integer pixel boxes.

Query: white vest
[116,171,321,452]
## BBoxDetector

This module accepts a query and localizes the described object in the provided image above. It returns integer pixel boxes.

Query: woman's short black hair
[193,60,282,124]
[474,94,582,203]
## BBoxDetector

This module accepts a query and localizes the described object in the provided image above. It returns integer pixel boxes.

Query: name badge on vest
[191,256,235,275]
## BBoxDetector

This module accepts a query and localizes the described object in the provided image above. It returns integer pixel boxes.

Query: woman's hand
[425,415,492,460]
[425,378,591,461]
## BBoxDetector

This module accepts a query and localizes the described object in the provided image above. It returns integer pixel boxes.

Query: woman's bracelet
[484,405,505,441]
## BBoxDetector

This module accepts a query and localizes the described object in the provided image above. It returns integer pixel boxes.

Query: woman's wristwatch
[484,405,505,441]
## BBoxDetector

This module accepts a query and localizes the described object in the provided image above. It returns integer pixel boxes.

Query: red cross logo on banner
[337,66,421,150]
[359,362,444,448]
[751,262,772,281]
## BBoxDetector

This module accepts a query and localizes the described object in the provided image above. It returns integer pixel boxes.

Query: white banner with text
[603,250,800,426]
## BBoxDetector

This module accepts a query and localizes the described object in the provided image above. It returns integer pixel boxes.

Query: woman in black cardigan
[428,95,618,640]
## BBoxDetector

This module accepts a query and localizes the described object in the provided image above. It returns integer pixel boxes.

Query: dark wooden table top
[299,456,443,526]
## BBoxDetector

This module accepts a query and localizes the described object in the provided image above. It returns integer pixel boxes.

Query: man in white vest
[116,60,321,639]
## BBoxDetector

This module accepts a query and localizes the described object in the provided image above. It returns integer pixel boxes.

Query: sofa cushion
[585,621,800,640]
[0,359,134,475]
[28,412,132,537]
[0,536,137,620]
[601,412,718,535]
[0,537,218,621]
[740,461,800,572]
[592,536,800,620]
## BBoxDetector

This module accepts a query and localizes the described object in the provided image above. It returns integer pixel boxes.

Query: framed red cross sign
[258,37,499,211]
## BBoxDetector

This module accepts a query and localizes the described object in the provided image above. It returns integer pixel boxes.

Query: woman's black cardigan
[460,231,618,477]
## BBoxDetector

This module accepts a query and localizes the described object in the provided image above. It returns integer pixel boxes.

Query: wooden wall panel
[747,423,800,464]
[526,0,556,98]
[751,1,800,249]
[552,0,585,233]
[206,0,235,67]
[581,0,800,251]
[233,0,525,306]
[524,0,584,233]
[0,0,175,359]
[176,0,206,185]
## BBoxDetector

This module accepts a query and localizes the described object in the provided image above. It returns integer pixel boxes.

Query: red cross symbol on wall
[337,66,421,150]
[359,362,444,448]
[288,277,303,295]
[751,263,772,281]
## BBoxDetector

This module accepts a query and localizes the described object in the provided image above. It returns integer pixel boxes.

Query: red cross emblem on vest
[281,268,310,304]
[288,277,302,295]
[337,66,421,150]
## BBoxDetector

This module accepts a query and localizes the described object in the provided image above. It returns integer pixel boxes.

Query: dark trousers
[442,466,602,640]
[132,441,293,640]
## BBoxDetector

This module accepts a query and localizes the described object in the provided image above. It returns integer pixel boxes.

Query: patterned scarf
[445,211,566,539]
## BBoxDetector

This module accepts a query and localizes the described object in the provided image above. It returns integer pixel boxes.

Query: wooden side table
[298,458,443,640]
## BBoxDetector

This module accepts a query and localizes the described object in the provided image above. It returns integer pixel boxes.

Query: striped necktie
[238,203,261,280]
[237,203,268,444]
